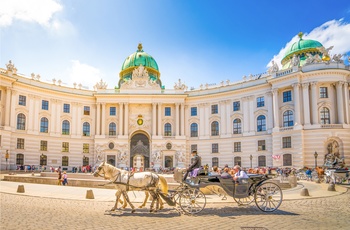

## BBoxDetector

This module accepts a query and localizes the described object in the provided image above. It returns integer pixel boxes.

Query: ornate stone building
[0,37,349,170]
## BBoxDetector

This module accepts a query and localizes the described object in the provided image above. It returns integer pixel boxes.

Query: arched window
[40,117,49,133]
[190,123,198,137]
[83,122,90,136]
[233,118,242,134]
[17,113,26,130]
[258,156,266,167]
[320,107,330,124]
[234,156,241,166]
[283,110,294,127]
[283,154,292,166]
[40,154,47,166]
[257,115,266,132]
[109,122,116,136]
[211,121,219,136]
[16,153,24,165]
[62,120,70,135]
[164,123,172,136]
[212,157,219,167]
[62,156,69,166]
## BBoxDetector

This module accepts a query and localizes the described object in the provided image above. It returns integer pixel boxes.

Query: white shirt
[235,170,248,179]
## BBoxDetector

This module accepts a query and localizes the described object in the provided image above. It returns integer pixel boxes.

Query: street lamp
[249,154,253,168]
[314,151,318,168]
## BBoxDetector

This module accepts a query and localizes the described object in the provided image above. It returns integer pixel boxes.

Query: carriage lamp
[314,151,318,168]
[250,155,253,168]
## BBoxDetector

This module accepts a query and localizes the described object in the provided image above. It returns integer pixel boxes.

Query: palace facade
[1,36,349,170]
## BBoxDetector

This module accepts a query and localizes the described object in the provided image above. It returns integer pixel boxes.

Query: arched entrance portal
[130,133,150,171]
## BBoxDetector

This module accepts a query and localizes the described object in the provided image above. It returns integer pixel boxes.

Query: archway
[130,133,150,170]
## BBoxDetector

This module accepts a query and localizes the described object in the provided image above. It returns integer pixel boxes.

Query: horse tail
[158,175,168,195]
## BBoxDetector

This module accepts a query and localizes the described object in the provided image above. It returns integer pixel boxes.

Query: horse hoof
[138,205,144,208]
[131,210,136,213]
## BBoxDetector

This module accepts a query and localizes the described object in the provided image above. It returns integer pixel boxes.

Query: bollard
[327,184,336,191]
[86,189,95,199]
[17,185,25,193]
[300,188,309,196]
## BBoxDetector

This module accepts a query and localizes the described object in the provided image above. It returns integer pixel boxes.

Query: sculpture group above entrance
[120,64,161,90]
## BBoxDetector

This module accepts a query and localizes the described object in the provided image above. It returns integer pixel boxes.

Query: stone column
[56,101,62,135]
[175,103,180,136]
[330,84,336,124]
[220,100,226,135]
[101,103,106,135]
[199,103,205,137]
[28,95,35,132]
[33,97,40,132]
[124,102,129,136]
[5,87,12,126]
[226,100,231,134]
[119,102,123,135]
[50,99,56,133]
[248,96,254,132]
[77,103,82,136]
[96,103,101,135]
[266,92,273,131]
[272,89,280,128]
[336,81,344,124]
[10,90,17,128]
[242,97,250,133]
[157,103,162,136]
[72,103,77,135]
[310,82,318,125]
[180,103,185,136]
[204,103,210,136]
[344,82,350,124]
[152,103,157,136]
[302,83,311,125]
[292,83,301,126]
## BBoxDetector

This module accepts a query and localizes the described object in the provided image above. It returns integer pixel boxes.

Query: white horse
[93,162,168,212]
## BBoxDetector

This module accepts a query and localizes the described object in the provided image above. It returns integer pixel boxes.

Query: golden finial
[298,32,303,39]
[137,43,143,51]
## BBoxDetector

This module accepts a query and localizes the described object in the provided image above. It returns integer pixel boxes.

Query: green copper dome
[121,44,159,71]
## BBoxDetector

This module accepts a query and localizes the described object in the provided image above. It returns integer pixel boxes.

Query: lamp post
[249,154,253,168]
[314,151,318,168]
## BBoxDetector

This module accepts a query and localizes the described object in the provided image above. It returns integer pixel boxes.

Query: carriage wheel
[254,182,282,212]
[179,188,206,214]
[234,195,254,206]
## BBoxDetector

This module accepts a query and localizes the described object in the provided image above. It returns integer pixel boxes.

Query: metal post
[314,151,318,168]
[250,154,253,168]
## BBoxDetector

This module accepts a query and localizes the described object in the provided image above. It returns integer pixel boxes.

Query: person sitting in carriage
[183,150,201,183]
[233,165,248,183]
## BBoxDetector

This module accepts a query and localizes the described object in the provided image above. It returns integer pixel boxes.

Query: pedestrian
[57,170,62,185]
[62,171,68,186]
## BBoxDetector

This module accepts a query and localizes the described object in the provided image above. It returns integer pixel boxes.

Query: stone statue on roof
[268,60,279,74]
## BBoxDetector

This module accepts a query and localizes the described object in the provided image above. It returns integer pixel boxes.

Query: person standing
[62,171,68,185]
[57,170,62,185]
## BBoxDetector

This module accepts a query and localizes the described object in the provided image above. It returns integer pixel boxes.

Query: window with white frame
[258,140,266,151]
[234,142,241,152]
[212,143,219,153]
[282,137,291,148]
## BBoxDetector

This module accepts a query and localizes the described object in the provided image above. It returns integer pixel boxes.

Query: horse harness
[112,171,157,191]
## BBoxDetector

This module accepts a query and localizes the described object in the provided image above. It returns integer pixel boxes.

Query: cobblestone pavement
[1,188,349,230]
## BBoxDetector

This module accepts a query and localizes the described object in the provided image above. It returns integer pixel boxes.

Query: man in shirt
[233,165,248,182]
[183,150,201,182]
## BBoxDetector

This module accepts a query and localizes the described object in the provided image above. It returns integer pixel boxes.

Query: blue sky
[1,0,350,90]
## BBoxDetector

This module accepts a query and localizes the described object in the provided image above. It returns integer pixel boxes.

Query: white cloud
[0,0,62,27]
[268,19,350,68]
[68,60,103,89]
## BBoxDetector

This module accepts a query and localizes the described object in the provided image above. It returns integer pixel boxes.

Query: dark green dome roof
[121,44,159,71]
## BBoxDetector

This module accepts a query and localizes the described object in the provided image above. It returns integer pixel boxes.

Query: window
[17,138,24,149]
[110,107,116,116]
[190,123,198,137]
[109,123,116,136]
[62,142,69,152]
[40,140,48,151]
[283,110,294,127]
[82,122,90,136]
[320,107,330,124]
[84,106,90,115]
[62,120,70,135]
[62,156,69,166]
[258,140,266,151]
[83,143,89,153]
[257,115,266,131]
[211,104,218,114]
[257,96,264,107]
[40,154,47,166]
[212,143,219,153]
[320,87,328,98]
[19,95,26,106]
[234,156,241,166]
[40,117,49,133]
[191,144,197,153]
[283,154,292,166]
[17,113,26,130]
[233,119,242,134]
[258,156,266,167]
[233,101,240,111]
[283,91,292,102]
[211,121,219,136]
[165,107,171,116]
[63,104,70,113]
[42,100,49,110]
[164,123,172,136]
[191,107,197,116]
[83,156,89,166]
[16,154,24,165]
[234,142,241,152]
[282,137,292,148]
[212,157,219,167]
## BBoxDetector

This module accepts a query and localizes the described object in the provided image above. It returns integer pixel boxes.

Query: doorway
[165,156,173,168]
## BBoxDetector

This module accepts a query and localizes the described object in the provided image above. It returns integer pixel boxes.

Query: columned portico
[302,83,311,125]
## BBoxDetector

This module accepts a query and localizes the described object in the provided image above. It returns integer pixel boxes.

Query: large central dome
[119,44,161,88]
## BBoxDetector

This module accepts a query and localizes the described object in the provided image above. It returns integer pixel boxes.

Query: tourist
[209,166,220,176]
[221,167,232,179]
[62,171,68,186]
[233,165,248,182]
[57,170,62,185]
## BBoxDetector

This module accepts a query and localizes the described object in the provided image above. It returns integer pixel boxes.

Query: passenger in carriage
[209,166,220,176]
[233,165,248,182]
[220,167,232,179]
